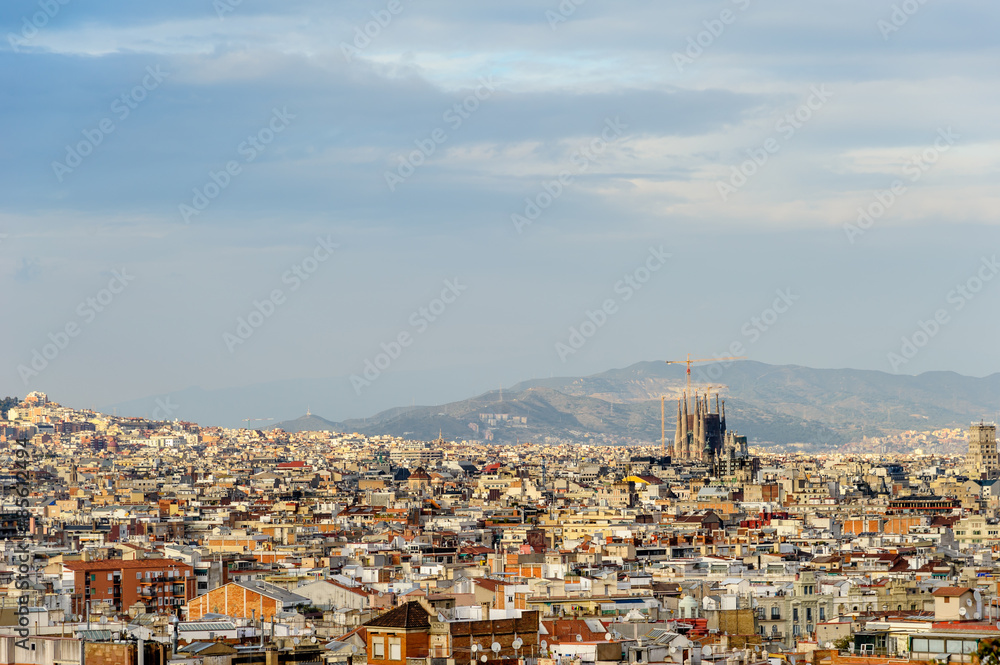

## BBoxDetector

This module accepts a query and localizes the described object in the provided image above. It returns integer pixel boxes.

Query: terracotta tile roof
[64,559,191,571]
[364,601,431,629]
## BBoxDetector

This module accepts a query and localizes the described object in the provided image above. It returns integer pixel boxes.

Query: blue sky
[2,0,999,422]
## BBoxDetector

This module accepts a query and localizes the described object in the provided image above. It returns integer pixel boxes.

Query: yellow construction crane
[665,354,746,394]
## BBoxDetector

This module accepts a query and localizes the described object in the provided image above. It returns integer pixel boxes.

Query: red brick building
[64,559,196,616]
[185,580,310,622]
[365,601,433,664]
[364,601,541,664]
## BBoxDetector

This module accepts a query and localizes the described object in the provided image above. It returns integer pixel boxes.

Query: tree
[975,639,1000,665]
[0,396,18,420]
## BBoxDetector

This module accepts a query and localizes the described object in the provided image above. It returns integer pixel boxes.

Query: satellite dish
[703,646,713,657]
[513,638,523,649]
[976,613,982,620]
[670,647,678,654]
[438,613,445,622]
[605,633,612,642]
[481,656,488,662]
[825,642,834,649]
[968,599,974,607]
[294,638,301,645]
[311,637,317,644]
[472,645,479,653]
[540,640,548,650]
[576,634,583,642]
[379,591,384,597]
[100,617,108,625]
[492,642,501,653]
[960,607,967,616]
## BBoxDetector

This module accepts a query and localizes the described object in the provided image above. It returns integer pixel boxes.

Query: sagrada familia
[671,391,748,462]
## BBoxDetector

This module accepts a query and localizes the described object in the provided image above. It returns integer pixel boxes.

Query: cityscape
[4,2,1000,665]
[2,386,1000,665]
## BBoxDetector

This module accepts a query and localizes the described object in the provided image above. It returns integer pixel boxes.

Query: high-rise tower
[967,422,999,479]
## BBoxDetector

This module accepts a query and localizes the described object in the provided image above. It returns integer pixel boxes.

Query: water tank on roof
[679,594,699,619]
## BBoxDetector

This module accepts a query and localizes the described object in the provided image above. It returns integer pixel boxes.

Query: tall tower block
[967,422,999,479]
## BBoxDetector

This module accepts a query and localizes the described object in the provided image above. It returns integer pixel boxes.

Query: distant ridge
[323,360,1000,449]
[270,413,340,433]
[104,360,1000,449]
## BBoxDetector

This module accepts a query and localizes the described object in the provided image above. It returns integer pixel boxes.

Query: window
[819,607,825,621]
[137,573,142,580]
[107,573,113,581]
[793,608,799,622]
[771,607,780,620]
[372,637,385,659]
[806,608,812,622]
[389,637,401,661]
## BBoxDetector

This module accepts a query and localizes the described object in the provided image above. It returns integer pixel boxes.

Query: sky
[2,0,999,424]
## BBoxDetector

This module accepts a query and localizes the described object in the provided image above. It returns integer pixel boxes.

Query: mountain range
[250,361,1000,449]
